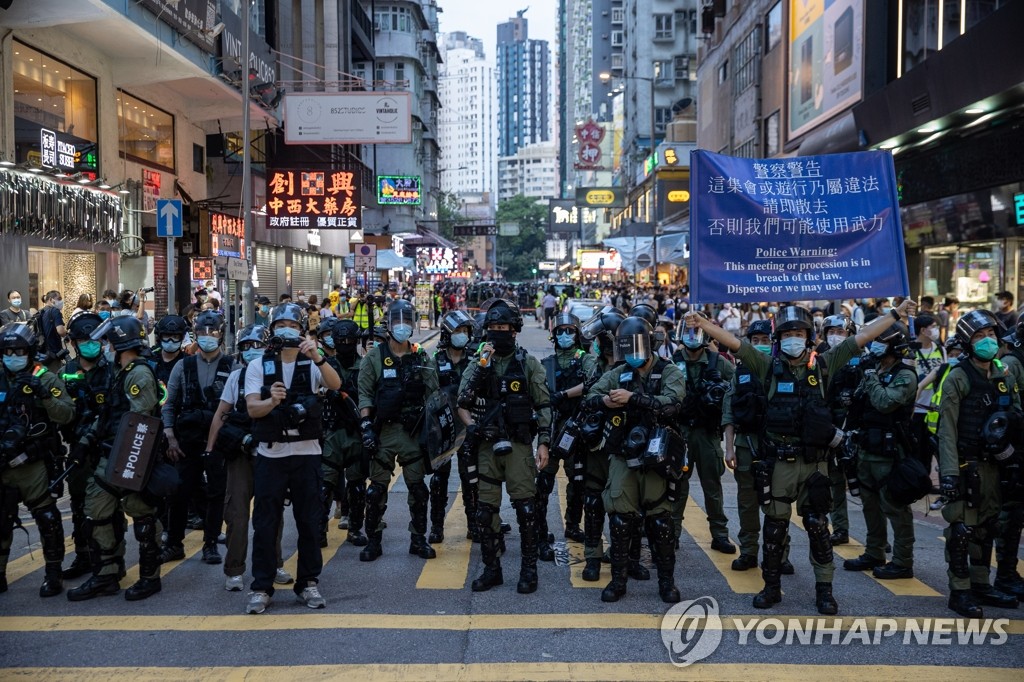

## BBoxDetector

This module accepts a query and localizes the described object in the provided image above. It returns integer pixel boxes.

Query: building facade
[498,142,559,202]
[496,10,551,158]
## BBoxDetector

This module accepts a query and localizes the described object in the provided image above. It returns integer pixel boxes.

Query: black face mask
[489,330,516,355]
[337,346,358,365]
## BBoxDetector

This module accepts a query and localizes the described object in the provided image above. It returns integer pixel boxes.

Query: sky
[437,0,558,64]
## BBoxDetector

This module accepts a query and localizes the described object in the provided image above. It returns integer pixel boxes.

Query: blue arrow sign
[157,199,183,238]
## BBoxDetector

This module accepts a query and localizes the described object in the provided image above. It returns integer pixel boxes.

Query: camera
[579,410,605,450]
[552,416,581,461]
[1,422,29,467]
[625,425,649,469]
[241,434,255,455]
[286,396,319,427]
[139,287,155,294]
[493,439,513,456]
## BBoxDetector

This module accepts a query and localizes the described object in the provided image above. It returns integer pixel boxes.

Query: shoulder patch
[50,387,62,398]
[22,384,33,394]
[807,375,818,386]
[383,356,394,367]
[129,384,141,396]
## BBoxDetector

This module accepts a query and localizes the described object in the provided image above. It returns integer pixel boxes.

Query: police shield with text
[0,322,74,597]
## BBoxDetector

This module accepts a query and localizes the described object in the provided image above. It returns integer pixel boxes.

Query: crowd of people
[0,280,1022,622]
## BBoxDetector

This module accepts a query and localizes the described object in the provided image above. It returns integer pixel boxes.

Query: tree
[437,190,467,245]
[495,195,547,281]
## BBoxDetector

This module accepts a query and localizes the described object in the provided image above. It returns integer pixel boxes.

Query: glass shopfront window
[12,41,99,175]
[118,91,175,172]
[922,242,1003,310]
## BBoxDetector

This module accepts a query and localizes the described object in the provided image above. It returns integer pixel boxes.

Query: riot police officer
[818,314,861,545]
[153,315,188,385]
[689,300,915,614]
[938,310,1021,618]
[429,310,479,543]
[457,299,551,594]
[582,307,623,376]
[584,316,686,603]
[67,316,165,601]
[58,312,114,580]
[672,313,735,553]
[995,319,1024,600]
[203,324,292,592]
[357,300,439,562]
[320,319,368,547]
[842,323,919,579]
[537,313,596,559]
[162,311,236,565]
[0,322,74,596]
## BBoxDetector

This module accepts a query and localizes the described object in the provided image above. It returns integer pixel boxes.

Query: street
[0,323,1020,681]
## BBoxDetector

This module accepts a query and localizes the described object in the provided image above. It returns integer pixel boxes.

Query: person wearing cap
[687,299,917,615]
[0,322,74,598]
[936,310,1021,618]
[255,296,272,327]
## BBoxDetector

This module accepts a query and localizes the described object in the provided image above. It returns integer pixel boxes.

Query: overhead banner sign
[377,175,421,205]
[208,211,245,258]
[548,199,598,235]
[284,92,413,145]
[266,169,362,230]
[140,0,218,53]
[689,150,909,304]
[578,250,622,271]
[575,187,626,208]
[789,0,863,138]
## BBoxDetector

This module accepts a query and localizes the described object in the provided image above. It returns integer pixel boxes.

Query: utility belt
[858,428,901,457]
[761,437,826,464]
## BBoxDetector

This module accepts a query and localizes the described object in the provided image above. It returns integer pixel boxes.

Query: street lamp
[600,70,658,285]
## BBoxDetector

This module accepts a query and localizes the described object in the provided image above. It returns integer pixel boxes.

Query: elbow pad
[457,390,477,410]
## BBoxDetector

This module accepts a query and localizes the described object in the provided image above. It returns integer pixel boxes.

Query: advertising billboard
[266,168,362,229]
[284,92,413,144]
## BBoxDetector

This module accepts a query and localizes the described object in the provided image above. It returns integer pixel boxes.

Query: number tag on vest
[263,360,276,376]
[620,371,634,383]
[777,382,795,394]
[383,368,397,379]
[850,357,861,366]
[0,391,5,402]
[738,374,751,385]
[439,363,452,372]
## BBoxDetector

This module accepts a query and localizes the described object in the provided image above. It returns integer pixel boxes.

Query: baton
[48,460,79,495]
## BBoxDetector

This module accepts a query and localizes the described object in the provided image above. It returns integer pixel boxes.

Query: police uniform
[822,353,864,543]
[459,343,551,594]
[320,351,366,546]
[429,345,476,542]
[357,342,439,560]
[0,358,74,596]
[995,339,1024,599]
[672,347,735,549]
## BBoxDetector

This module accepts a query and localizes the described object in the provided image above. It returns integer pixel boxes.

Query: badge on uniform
[263,360,276,376]
[738,374,751,385]
[777,382,795,393]
[439,363,451,372]
[620,371,634,382]
[129,384,141,396]
[383,368,397,379]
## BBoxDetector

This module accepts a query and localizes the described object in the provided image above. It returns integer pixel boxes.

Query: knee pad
[584,492,604,515]
[476,503,497,531]
[133,515,158,543]
[512,497,536,517]
[949,522,971,578]
[763,517,789,545]
[803,513,833,565]
[802,471,833,516]
[429,474,447,496]
[409,481,429,504]
[536,470,556,495]
[366,482,386,507]
[347,480,366,497]
[32,504,63,538]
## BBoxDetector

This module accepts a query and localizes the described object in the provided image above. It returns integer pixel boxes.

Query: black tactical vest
[181,354,234,413]
[730,360,768,434]
[250,353,323,444]
[858,362,916,433]
[376,343,428,422]
[763,358,831,444]
[155,353,183,385]
[678,351,725,428]
[826,355,864,424]
[61,357,112,432]
[953,360,1014,456]
[0,367,52,451]
[604,359,668,451]
[101,360,160,442]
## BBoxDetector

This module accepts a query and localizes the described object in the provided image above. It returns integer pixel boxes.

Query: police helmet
[580,307,626,341]
[236,324,269,350]
[387,299,417,332]
[269,303,307,331]
[0,322,37,351]
[944,336,964,352]
[955,309,1003,349]
[745,319,774,340]
[773,305,814,341]
[67,312,104,341]
[332,319,362,346]
[615,316,653,363]
[483,299,523,332]
[441,310,475,336]
[1002,318,1024,347]
[317,316,339,338]
[821,314,855,336]
[154,314,188,338]
[371,324,389,344]
[93,316,145,352]
[876,322,911,356]
[628,303,658,327]
[193,310,225,339]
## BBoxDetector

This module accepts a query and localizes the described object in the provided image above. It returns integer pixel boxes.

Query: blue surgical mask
[104,347,116,364]
[450,332,469,349]
[972,337,999,361]
[242,348,263,364]
[754,344,772,355]
[274,327,301,340]
[259,305,270,315]
[161,340,182,353]
[880,307,892,315]
[3,355,28,373]
[780,337,806,358]
[78,340,102,360]
[197,336,220,353]
[322,336,336,349]
[556,332,575,349]
[10,298,21,309]
[869,341,888,357]
[392,324,413,343]
[625,353,647,368]
[682,337,703,350]
[98,310,111,320]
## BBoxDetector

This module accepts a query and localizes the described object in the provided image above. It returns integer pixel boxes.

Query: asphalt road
[1,321,1021,680]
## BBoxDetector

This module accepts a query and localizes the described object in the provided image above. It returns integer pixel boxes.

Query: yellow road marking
[121,529,205,587]
[682,501,763,594]
[5,536,75,585]
[791,517,941,597]
[415,488,471,589]
[2,665,1020,682]
[556,469,600,588]
[5,613,1018,633]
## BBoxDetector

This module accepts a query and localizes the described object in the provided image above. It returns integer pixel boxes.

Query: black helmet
[193,310,225,338]
[821,314,855,336]
[0,322,37,350]
[440,310,475,335]
[628,303,658,327]
[94,316,145,351]
[269,303,307,331]
[472,312,487,344]
[154,315,188,337]
[580,306,626,341]
[745,319,774,340]
[332,319,362,345]
[387,299,417,332]
[615,316,653,364]
[317,317,339,338]
[944,336,964,352]
[236,324,269,349]
[955,309,1003,349]
[773,305,814,341]
[875,322,911,356]
[371,324,389,343]
[67,312,104,341]
[1003,318,1024,347]
[483,299,523,332]
[552,312,581,331]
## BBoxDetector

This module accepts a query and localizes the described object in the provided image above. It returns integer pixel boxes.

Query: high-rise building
[498,142,559,201]
[438,32,496,202]
[496,10,551,158]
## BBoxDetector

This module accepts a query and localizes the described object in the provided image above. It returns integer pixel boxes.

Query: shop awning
[343,249,414,271]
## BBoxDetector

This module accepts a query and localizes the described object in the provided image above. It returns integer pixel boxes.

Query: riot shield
[422,389,466,471]
[104,412,163,491]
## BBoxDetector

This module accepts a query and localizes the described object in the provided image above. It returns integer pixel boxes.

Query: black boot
[995,512,1024,600]
[471,504,503,592]
[62,553,92,580]
[948,589,984,618]
[970,583,1019,609]
[601,514,631,602]
[359,531,383,562]
[564,476,585,542]
[535,470,556,562]
[647,514,680,603]
[346,481,369,547]
[408,482,436,559]
[582,492,604,582]
[514,498,539,594]
[40,562,63,598]
[753,518,787,609]
[359,483,385,561]
[66,573,120,601]
[34,505,65,598]
[815,582,838,615]
[627,518,650,581]
[582,558,602,582]
[63,498,91,579]
[462,478,480,542]
[428,466,449,545]
[126,515,162,601]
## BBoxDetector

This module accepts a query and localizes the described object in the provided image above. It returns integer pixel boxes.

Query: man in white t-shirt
[717,303,742,334]
[243,303,341,614]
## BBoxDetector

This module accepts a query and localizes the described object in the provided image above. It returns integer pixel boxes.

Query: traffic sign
[157,199,183,238]
[354,244,377,272]
[636,253,653,269]
[453,224,497,237]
